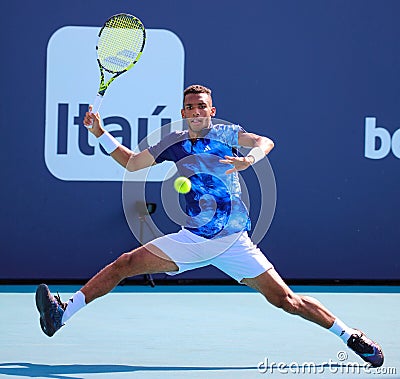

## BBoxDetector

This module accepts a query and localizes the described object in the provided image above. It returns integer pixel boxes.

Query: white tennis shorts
[148,228,273,282]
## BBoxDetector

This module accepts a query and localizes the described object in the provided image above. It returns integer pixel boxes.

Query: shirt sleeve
[230,124,245,147]
[147,131,181,163]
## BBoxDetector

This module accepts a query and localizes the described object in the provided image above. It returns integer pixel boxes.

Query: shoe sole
[35,284,57,337]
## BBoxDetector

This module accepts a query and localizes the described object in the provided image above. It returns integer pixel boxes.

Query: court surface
[0,285,399,379]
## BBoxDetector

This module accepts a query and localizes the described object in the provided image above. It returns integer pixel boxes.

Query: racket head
[96,13,146,74]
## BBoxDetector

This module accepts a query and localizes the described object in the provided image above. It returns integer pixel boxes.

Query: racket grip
[91,94,104,115]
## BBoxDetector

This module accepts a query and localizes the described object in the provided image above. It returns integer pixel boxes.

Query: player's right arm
[83,108,155,172]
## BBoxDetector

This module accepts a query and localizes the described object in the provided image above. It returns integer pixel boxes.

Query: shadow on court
[0,362,256,379]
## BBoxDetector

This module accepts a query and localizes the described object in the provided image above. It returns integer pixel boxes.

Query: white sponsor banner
[45,26,185,181]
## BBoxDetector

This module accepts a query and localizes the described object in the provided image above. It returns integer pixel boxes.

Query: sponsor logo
[364,117,400,159]
[45,26,185,181]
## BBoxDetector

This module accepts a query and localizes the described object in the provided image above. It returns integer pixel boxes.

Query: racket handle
[91,94,104,115]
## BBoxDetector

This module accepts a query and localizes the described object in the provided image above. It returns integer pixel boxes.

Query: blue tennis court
[0,285,399,379]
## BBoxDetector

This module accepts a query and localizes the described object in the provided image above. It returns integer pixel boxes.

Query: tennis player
[35,85,384,367]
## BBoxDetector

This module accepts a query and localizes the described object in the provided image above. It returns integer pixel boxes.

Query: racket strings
[97,14,145,73]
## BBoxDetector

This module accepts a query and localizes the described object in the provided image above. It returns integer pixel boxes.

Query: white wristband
[247,147,266,164]
[97,131,121,154]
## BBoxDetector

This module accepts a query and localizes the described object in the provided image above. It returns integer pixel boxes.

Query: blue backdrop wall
[1,0,399,281]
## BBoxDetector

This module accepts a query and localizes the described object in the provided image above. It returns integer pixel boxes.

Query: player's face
[181,93,216,134]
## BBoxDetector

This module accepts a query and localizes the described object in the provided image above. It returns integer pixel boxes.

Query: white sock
[61,291,86,324]
[329,318,357,343]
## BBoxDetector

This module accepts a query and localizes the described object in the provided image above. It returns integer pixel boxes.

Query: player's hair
[183,84,212,99]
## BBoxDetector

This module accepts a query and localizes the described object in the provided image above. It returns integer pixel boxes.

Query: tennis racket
[90,13,146,116]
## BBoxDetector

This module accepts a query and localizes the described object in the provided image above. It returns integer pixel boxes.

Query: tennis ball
[174,176,191,194]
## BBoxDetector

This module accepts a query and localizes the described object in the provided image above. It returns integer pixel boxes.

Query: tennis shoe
[347,329,384,367]
[35,284,66,337]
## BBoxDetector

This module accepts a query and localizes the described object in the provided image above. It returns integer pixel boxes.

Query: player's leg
[241,269,384,367]
[242,268,334,327]
[209,232,384,367]
[35,244,178,337]
[36,228,215,337]
[80,244,178,303]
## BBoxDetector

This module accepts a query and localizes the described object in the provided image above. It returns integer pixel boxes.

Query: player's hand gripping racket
[89,13,146,122]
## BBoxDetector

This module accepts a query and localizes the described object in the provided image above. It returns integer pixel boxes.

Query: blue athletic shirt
[148,123,251,239]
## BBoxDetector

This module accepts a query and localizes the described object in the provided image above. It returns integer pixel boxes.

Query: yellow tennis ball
[174,176,191,194]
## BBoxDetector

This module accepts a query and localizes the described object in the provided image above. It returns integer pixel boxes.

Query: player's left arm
[220,131,274,174]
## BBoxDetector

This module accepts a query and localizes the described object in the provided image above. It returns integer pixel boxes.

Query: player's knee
[114,249,144,274]
[270,293,302,315]
[116,251,134,267]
